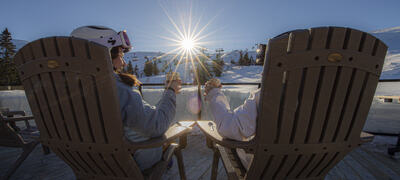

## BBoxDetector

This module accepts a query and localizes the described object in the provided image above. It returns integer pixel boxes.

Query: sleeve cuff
[164,89,176,99]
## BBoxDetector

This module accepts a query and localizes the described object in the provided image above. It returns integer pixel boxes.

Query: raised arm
[205,88,260,141]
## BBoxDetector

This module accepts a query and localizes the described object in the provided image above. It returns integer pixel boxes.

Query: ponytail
[118,73,143,97]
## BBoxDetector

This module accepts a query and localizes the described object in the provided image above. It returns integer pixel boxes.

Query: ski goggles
[90,30,132,52]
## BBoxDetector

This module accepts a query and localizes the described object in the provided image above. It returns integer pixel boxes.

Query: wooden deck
[1,130,399,180]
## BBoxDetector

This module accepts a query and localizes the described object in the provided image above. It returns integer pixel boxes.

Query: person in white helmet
[71,25,182,171]
[204,78,259,170]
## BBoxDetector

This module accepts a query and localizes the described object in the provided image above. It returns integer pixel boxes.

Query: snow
[372,26,400,52]
[380,52,400,79]
[219,65,262,83]
[372,26,400,79]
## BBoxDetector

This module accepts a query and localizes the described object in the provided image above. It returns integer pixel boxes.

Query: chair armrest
[124,122,193,149]
[175,121,196,149]
[3,110,26,117]
[3,116,35,123]
[360,131,374,143]
[177,120,196,127]
[197,120,254,149]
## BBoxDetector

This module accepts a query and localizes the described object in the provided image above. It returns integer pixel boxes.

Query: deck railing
[139,79,399,120]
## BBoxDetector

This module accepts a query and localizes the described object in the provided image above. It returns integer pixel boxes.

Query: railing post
[197,84,202,120]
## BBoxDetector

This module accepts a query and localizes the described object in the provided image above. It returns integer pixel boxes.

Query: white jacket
[205,88,260,141]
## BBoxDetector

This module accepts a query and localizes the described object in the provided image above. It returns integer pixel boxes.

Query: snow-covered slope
[125,50,260,83]
[372,26,400,79]
[372,27,400,53]
[214,50,257,64]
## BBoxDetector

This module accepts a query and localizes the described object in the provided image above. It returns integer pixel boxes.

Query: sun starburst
[157,1,220,84]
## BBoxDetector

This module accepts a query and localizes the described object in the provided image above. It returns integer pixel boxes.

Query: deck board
[0,133,399,180]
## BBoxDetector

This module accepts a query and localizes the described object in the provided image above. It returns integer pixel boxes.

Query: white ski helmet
[70,25,132,52]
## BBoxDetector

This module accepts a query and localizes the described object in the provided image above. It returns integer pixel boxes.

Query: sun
[181,38,195,51]
[157,2,219,84]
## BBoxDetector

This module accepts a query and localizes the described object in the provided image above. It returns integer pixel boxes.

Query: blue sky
[1,0,399,52]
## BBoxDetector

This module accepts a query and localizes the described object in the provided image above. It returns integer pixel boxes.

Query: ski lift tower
[132,53,139,61]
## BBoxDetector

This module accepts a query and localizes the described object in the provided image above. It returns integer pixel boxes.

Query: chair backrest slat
[39,38,71,141]
[49,37,83,142]
[89,152,117,176]
[102,154,128,177]
[87,42,124,143]
[306,66,337,143]
[292,67,321,144]
[320,66,353,143]
[258,35,289,144]
[333,69,366,142]
[276,30,309,145]
[277,68,303,144]
[23,42,60,139]
[69,38,107,143]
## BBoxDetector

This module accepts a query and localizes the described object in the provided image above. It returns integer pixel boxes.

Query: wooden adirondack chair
[0,109,39,180]
[14,37,193,180]
[198,26,387,180]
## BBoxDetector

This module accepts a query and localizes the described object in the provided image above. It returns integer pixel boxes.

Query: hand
[165,80,182,94]
[204,78,222,96]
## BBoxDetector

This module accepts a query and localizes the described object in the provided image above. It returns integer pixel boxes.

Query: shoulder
[114,77,142,100]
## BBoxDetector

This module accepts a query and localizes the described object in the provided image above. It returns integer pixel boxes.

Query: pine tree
[126,60,134,74]
[212,48,225,77]
[133,65,139,76]
[243,51,250,66]
[250,56,254,65]
[195,48,212,84]
[256,44,267,65]
[0,28,19,85]
[152,59,159,75]
[238,50,244,65]
[143,59,153,76]
[161,61,167,73]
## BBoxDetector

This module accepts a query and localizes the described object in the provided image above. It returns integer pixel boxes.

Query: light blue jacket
[114,74,177,170]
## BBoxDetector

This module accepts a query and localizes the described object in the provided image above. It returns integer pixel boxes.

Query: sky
[1,0,400,52]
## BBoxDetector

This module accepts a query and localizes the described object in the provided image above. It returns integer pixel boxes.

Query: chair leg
[174,148,187,180]
[3,141,39,180]
[211,148,220,180]
[388,134,400,156]
[42,145,51,155]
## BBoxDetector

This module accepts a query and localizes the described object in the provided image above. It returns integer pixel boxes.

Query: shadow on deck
[0,131,399,180]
